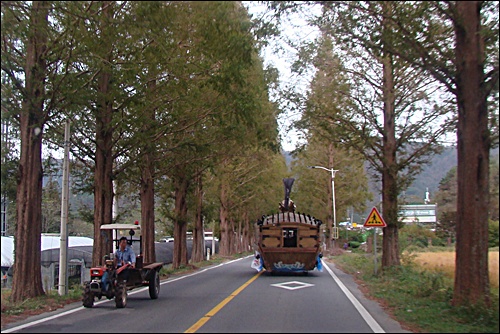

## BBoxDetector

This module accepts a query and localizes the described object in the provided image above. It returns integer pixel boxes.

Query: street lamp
[308,166,339,244]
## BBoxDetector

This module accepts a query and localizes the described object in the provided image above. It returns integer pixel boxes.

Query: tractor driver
[115,236,136,269]
[114,236,136,282]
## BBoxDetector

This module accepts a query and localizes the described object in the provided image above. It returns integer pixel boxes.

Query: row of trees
[262,1,498,308]
[1,1,292,303]
[2,1,498,311]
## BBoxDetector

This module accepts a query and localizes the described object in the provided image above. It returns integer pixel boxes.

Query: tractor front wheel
[149,270,160,299]
[82,283,94,308]
[115,281,127,308]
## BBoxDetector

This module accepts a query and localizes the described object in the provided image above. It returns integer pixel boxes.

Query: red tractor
[82,223,163,308]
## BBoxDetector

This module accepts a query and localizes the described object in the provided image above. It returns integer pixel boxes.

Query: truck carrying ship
[252,178,323,274]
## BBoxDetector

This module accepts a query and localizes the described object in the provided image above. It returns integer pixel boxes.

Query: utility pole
[1,119,10,236]
[308,166,339,249]
[59,120,70,296]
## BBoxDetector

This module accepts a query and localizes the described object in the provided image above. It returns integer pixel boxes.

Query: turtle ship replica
[253,178,323,274]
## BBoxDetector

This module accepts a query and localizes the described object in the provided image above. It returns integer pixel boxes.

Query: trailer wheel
[82,283,94,308]
[115,282,127,308]
[149,270,160,299]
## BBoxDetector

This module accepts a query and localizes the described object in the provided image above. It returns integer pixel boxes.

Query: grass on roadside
[332,250,500,333]
[1,286,83,317]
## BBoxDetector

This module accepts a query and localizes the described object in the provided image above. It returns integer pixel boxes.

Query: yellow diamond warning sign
[364,207,387,227]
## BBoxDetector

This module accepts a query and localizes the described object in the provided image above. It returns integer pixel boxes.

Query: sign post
[363,207,387,275]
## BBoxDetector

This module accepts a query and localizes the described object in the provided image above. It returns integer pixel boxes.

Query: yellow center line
[184,270,264,333]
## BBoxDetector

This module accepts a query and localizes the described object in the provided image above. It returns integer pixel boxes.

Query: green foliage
[291,137,373,226]
[41,180,62,233]
[489,220,499,248]
[399,224,444,252]
[348,241,361,248]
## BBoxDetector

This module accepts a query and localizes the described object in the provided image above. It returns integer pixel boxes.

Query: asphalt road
[1,256,411,333]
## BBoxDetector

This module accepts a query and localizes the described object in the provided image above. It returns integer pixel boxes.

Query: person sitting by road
[114,236,136,282]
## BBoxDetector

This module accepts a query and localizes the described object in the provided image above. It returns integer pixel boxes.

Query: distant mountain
[282,146,499,204]
[406,146,458,198]
[408,146,498,199]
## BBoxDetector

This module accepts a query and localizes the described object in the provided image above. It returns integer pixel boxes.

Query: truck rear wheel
[115,282,127,308]
[149,270,160,299]
[82,283,94,308]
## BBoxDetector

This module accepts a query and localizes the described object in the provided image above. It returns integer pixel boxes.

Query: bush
[489,220,499,248]
[399,224,444,251]
[348,241,361,248]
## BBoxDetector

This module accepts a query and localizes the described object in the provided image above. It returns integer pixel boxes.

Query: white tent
[1,235,94,267]
[1,236,15,267]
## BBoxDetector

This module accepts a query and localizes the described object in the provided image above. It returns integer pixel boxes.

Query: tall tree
[44,1,157,266]
[292,18,451,267]
[373,0,498,308]
[291,135,372,246]
[452,1,493,306]
[92,0,115,265]
[2,0,49,302]
[258,1,454,266]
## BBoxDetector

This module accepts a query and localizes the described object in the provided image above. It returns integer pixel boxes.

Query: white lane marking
[323,259,385,333]
[270,280,314,290]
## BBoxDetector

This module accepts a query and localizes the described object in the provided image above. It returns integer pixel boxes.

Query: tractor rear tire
[82,283,94,308]
[115,282,127,308]
[149,270,160,299]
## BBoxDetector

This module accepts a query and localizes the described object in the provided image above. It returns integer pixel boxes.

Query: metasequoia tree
[370,0,498,308]
[291,134,372,246]
[142,1,277,267]
[4,1,49,302]
[259,1,453,266]
[165,2,281,262]
[91,0,116,265]
[1,0,88,299]
[296,0,497,307]
[44,1,163,266]
[215,147,285,256]
[41,1,132,266]
[294,23,450,267]
[1,0,81,301]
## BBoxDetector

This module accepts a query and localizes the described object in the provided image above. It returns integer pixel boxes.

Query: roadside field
[413,251,499,289]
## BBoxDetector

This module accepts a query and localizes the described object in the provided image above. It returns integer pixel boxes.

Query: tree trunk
[229,219,238,255]
[140,156,155,263]
[191,173,205,263]
[141,68,158,264]
[92,1,114,267]
[172,175,189,268]
[219,180,231,256]
[381,2,400,268]
[92,96,114,265]
[11,0,48,303]
[242,212,249,252]
[236,217,242,252]
[453,1,490,307]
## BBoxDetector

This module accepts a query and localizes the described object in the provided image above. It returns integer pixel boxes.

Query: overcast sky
[244,2,320,152]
